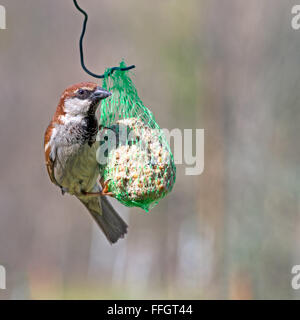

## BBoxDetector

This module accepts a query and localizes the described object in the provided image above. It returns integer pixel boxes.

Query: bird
[44,82,128,244]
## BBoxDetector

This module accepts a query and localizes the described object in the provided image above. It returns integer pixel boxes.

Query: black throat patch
[81,115,98,146]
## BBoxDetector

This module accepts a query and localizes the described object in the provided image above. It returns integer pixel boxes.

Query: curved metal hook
[73,0,135,79]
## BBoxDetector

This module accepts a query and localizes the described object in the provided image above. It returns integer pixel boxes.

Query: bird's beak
[91,86,112,100]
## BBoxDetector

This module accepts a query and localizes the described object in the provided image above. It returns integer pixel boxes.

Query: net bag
[98,61,176,211]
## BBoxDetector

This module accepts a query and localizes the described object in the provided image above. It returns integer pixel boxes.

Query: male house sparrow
[44,82,128,244]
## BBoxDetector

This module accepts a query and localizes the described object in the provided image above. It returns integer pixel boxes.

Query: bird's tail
[78,193,128,244]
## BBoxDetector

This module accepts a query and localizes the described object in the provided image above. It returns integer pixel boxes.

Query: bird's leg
[81,179,114,197]
[81,190,103,197]
[81,190,114,197]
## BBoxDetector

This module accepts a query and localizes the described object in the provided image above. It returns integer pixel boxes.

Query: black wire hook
[73,0,135,78]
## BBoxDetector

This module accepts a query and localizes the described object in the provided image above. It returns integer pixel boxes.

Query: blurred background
[0,0,300,299]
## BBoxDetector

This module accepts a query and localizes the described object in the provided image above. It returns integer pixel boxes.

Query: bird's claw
[60,187,68,195]
[99,178,114,197]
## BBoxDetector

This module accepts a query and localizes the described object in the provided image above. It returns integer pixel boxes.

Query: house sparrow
[44,82,128,244]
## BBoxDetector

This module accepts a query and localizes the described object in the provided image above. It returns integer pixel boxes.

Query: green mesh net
[98,61,176,211]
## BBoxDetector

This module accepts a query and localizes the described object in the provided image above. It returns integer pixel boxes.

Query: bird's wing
[44,124,59,186]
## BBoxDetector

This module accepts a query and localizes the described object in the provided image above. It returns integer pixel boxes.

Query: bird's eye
[78,89,85,95]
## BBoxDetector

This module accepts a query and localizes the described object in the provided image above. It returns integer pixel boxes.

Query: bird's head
[58,82,111,117]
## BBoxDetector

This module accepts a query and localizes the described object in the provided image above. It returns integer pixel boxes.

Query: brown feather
[44,124,58,186]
